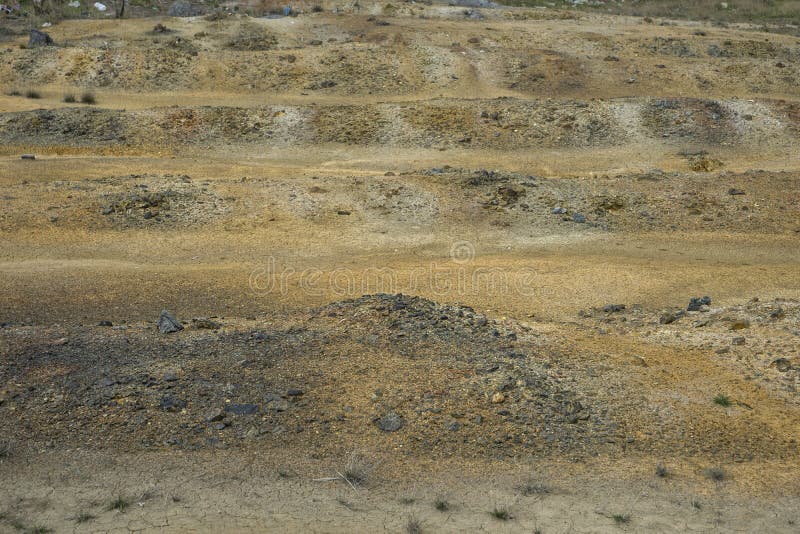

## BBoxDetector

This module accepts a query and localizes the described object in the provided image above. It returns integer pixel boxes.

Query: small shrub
[434,498,449,511]
[704,467,726,481]
[106,496,130,512]
[276,467,293,478]
[613,513,631,524]
[655,464,669,477]
[80,92,97,105]
[63,93,76,103]
[0,440,11,459]
[24,527,52,534]
[713,394,731,407]
[25,90,41,99]
[490,506,511,520]
[406,515,423,534]
[312,4,323,12]
[691,498,702,509]
[517,479,551,496]
[341,451,371,487]
[399,496,415,505]
[9,90,21,96]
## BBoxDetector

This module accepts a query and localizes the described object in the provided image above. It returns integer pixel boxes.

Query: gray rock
[572,213,587,223]
[771,358,792,372]
[463,8,484,19]
[97,320,113,327]
[159,395,187,412]
[268,399,290,412]
[157,310,183,334]
[205,408,225,422]
[28,30,54,47]
[225,403,259,415]
[687,296,711,311]
[376,412,405,432]
[602,304,626,313]
[21,154,36,160]
[769,307,785,320]
[286,388,304,397]
[551,206,566,214]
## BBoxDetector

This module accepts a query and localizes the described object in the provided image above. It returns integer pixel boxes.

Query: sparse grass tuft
[655,464,669,478]
[406,514,423,534]
[713,394,731,407]
[335,496,355,510]
[74,511,95,523]
[25,90,41,99]
[691,498,702,509]
[517,479,551,496]
[63,93,76,103]
[490,506,511,520]
[106,495,130,512]
[434,498,449,511]
[80,92,97,105]
[703,467,726,482]
[341,451,371,487]
[612,513,631,524]
[23,526,52,534]
[399,496,415,505]
[9,90,22,96]
[0,440,11,459]
[276,467,293,478]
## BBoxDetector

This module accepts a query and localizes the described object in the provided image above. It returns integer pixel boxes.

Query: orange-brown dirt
[0,2,799,532]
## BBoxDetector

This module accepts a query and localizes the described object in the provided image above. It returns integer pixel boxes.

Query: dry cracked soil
[0,1,799,532]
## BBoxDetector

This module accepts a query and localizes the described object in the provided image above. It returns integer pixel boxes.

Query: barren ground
[1,2,799,532]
